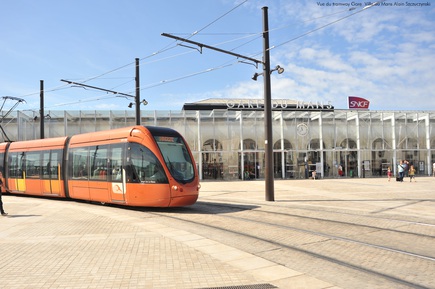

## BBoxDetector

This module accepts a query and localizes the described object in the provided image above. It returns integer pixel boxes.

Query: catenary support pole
[135,58,141,125]
[40,80,44,139]
[262,6,274,201]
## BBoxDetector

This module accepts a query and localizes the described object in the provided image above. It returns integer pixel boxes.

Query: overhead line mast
[162,6,276,201]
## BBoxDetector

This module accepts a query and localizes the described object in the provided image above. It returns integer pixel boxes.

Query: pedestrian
[0,171,9,216]
[397,160,404,182]
[387,166,392,182]
[403,160,409,177]
[409,165,416,182]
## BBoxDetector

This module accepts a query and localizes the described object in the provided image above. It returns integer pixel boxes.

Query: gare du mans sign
[183,99,334,111]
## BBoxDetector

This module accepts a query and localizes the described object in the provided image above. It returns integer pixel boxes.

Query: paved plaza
[1,176,434,289]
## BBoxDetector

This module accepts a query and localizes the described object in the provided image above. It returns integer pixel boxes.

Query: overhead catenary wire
[41,5,377,109]
[141,4,385,93]
[10,1,306,105]
[11,0,250,111]
[47,94,128,109]
[149,5,376,85]
[13,2,383,110]
[70,0,249,86]
[140,63,237,90]
[188,0,249,38]
[269,4,384,53]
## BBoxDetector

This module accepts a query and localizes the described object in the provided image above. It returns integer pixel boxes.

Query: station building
[2,98,435,180]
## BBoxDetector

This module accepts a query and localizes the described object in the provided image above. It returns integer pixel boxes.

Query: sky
[1,0,434,114]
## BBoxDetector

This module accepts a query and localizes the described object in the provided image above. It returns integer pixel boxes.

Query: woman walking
[409,165,416,182]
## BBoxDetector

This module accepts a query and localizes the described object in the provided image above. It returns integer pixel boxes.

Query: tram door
[88,145,112,203]
[109,146,125,203]
[42,151,63,196]
[8,152,26,192]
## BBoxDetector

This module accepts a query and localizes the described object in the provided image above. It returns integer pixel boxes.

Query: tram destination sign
[183,99,334,111]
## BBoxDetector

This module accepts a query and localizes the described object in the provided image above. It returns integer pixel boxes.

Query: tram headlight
[171,185,178,191]
[197,184,201,190]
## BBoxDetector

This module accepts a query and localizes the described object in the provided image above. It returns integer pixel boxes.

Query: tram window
[0,152,4,175]
[127,143,168,184]
[90,145,108,180]
[8,153,17,178]
[109,145,123,182]
[42,152,50,179]
[8,152,25,179]
[71,148,89,180]
[43,150,62,180]
[25,151,41,179]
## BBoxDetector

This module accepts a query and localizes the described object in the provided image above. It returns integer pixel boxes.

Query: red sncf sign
[348,96,370,110]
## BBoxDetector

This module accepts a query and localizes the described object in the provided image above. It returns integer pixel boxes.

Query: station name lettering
[226,99,333,110]
[296,100,333,110]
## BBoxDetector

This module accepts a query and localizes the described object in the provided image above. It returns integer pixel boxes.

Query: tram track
[216,213,435,262]
[206,196,435,227]
[201,201,435,239]
[145,201,435,289]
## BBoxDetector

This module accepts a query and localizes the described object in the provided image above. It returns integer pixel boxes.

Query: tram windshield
[154,135,195,184]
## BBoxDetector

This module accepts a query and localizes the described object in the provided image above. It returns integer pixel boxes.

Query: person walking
[409,165,416,182]
[387,166,392,182]
[397,160,405,182]
[0,171,9,216]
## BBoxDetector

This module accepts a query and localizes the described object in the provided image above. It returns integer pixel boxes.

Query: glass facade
[3,108,435,180]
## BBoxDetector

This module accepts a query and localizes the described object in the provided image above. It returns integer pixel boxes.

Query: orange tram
[0,126,200,207]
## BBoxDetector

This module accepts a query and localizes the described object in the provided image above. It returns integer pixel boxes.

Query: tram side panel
[5,138,68,197]
[1,125,199,207]
[68,143,110,204]
[71,125,200,207]
[66,137,173,206]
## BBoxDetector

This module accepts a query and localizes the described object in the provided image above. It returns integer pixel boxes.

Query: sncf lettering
[350,100,369,108]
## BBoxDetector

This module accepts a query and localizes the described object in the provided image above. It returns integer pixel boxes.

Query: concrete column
[424,114,431,176]
[356,112,361,178]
